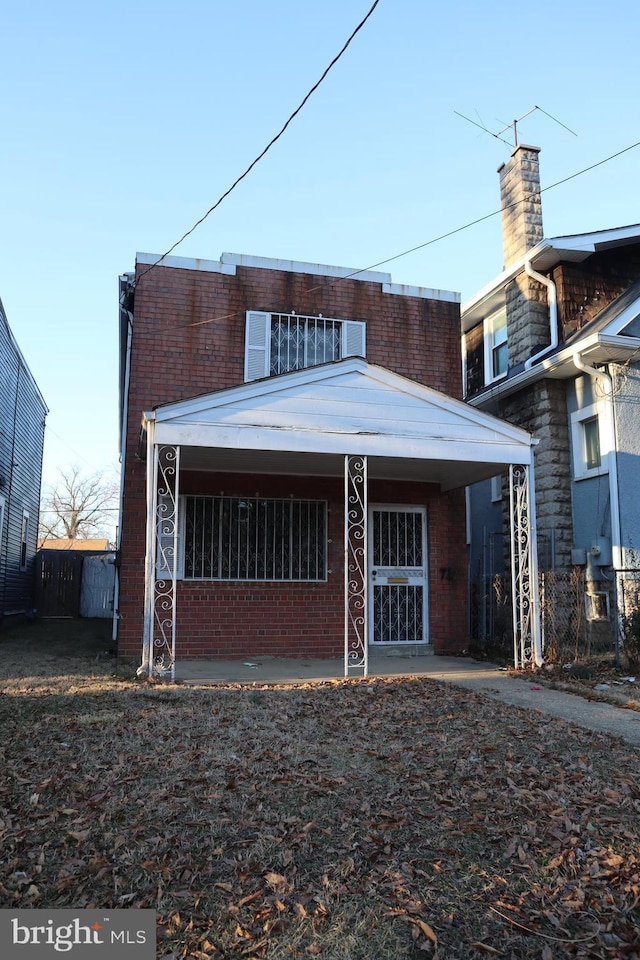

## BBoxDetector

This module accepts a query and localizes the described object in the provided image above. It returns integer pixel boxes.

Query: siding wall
[0,303,46,621]
[118,260,466,659]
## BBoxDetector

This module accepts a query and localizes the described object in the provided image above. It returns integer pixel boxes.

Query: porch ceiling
[177,446,510,490]
[145,359,535,491]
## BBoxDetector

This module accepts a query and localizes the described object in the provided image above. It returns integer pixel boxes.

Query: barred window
[244,311,366,382]
[270,315,341,375]
[184,496,327,581]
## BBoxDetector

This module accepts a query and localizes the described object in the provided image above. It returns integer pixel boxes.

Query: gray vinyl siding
[0,301,47,620]
[566,376,606,559]
[612,361,640,561]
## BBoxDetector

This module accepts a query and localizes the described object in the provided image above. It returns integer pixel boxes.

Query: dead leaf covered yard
[1,625,639,958]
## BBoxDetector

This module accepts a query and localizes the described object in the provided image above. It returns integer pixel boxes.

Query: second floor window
[485,308,508,383]
[245,311,366,382]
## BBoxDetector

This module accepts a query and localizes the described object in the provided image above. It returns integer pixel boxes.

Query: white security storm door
[369,506,428,644]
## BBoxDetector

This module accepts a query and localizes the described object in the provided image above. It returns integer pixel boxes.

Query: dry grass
[1,620,639,958]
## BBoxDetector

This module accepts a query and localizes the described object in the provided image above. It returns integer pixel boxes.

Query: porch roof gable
[144,359,535,488]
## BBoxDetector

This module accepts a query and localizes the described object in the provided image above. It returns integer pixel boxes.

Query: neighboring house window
[571,404,607,479]
[20,510,29,570]
[183,496,327,581]
[245,311,366,382]
[582,417,601,470]
[484,308,508,383]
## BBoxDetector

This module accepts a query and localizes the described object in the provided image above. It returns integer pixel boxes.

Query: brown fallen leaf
[406,917,438,946]
[264,871,286,890]
[470,943,504,956]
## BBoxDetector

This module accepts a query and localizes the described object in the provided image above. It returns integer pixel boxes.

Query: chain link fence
[470,567,621,664]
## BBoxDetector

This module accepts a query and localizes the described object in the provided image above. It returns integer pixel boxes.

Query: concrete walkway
[178,654,640,746]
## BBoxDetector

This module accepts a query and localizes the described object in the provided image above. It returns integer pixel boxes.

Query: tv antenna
[454,105,577,148]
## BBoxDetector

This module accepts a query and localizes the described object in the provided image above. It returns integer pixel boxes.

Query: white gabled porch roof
[144,358,536,490]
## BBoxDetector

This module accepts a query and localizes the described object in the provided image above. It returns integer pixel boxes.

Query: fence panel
[35,552,83,618]
[79,555,115,618]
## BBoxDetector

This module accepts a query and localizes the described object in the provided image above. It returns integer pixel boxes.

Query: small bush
[620,605,640,673]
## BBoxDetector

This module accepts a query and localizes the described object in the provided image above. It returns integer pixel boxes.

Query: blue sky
[2,0,639,494]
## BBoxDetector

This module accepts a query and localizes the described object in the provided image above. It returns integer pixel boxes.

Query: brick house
[463,144,640,652]
[117,252,538,677]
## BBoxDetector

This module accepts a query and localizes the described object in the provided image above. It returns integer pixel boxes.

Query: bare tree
[39,466,119,542]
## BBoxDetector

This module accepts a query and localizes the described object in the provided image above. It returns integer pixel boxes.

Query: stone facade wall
[505,274,551,368]
[501,379,573,571]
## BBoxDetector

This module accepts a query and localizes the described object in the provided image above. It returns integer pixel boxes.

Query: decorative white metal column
[143,442,181,680]
[344,455,368,676]
[509,463,542,668]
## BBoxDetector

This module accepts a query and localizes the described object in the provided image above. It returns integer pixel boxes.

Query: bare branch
[39,465,119,542]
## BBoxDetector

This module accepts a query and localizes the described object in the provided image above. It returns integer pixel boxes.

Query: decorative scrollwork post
[145,442,181,680]
[509,463,542,668]
[344,455,368,676]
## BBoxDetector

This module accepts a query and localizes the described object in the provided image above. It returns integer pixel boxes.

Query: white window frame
[490,475,503,502]
[571,402,608,481]
[20,509,30,571]
[483,308,508,385]
[244,311,366,382]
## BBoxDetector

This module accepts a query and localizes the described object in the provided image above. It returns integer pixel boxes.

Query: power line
[187,136,640,325]
[134,0,381,289]
[304,139,640,287]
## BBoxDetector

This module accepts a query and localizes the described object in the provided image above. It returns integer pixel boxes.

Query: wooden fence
[35,550,115,619]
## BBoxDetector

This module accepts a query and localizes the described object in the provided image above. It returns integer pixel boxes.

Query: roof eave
[466,333,640,407]
[462,224,640,330]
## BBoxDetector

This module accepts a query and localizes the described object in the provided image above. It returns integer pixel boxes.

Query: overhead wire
[134,0,381,289]
[303,138,640,291]
[186,137,640,327]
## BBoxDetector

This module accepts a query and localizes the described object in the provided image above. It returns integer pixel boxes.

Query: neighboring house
[0,298,47,625]
[463,143,640,651]
[117,252,538,678]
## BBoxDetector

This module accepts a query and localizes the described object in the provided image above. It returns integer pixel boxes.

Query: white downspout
[111,304,134,646]
[524,261,558,370]
[571,353,622,572]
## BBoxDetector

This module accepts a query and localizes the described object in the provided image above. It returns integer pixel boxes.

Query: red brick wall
[117,260,466,660]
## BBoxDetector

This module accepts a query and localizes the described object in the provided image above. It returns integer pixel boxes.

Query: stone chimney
[498,144,549,367]
[498,144,543,268]
[497,146,574,575]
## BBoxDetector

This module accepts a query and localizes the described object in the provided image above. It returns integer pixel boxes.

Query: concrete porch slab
[177,653,489,686]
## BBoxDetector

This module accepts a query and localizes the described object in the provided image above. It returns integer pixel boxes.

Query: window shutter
[342,320,366,359]
[156,496,184,580]
[244,311,271,381]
